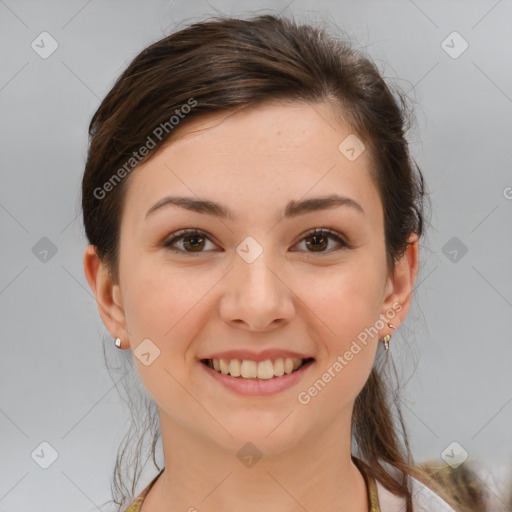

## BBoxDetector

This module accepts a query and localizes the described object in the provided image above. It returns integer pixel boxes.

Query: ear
[378,233,419,335]
[83,244,130,348]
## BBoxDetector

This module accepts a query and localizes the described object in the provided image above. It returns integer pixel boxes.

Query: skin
[84,101,418,512]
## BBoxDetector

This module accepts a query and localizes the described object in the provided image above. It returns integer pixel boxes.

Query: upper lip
[200,349,314,362]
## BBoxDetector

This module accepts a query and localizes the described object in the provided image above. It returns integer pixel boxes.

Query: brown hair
[418,460,488,512]
[82,14,457,511]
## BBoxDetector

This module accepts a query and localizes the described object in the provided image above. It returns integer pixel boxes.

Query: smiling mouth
[201,357,315,379]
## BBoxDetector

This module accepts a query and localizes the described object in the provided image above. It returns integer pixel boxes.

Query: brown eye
[163,227,349,256]
[182,233,206,251]
[305,232,328,251]
[295,228,348,253]
[164,229,215,254]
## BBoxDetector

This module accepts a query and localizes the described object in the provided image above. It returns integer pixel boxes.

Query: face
[89,101,412,458]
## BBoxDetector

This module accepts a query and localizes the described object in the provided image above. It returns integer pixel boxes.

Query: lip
[199,349,313,362]
[199,358,315,396]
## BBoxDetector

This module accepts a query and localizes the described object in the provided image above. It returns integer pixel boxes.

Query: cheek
[121,261,211,409]
[304,258,385,340]
[121,257,214,348]
[295,260,383,402]
[298,268,381,411]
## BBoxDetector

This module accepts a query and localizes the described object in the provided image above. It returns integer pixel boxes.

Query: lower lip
[200,359,315,396]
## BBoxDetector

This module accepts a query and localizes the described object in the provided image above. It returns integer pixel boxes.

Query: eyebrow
[145,194,365,220]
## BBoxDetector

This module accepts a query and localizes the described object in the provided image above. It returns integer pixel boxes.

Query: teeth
[273,358,284,377]
[284,358,294,374]
[229,359,241,377]
[241,360,258,378]
[219,358,230,375]
[208,357,307,379]
[257,360,274,380]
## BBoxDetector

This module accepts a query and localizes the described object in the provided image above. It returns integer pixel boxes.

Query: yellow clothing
[124,468,162,512]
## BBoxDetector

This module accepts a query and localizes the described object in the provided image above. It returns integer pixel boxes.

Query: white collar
[375,476,456,512]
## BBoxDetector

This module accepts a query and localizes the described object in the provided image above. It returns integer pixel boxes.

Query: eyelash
[163,228,350,255]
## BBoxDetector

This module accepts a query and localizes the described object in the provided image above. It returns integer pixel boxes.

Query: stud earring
[114,337,122,349]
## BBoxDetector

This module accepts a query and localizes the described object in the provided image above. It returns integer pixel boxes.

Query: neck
[142,409,369,512]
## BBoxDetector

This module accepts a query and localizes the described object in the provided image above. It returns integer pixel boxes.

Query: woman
[82,14,459,512]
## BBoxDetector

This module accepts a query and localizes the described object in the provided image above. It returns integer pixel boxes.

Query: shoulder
[375,475,457,512]
[409,476,458,512]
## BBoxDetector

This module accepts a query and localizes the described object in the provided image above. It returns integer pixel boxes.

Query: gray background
[1,0,511,510]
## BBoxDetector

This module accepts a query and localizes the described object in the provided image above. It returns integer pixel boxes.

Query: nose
[219,249,295,332]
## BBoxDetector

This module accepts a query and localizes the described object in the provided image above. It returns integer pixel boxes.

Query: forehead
[122,101,381,226]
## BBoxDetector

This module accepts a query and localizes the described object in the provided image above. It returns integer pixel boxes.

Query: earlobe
[83,244,129,346]
[380,233,419,332]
